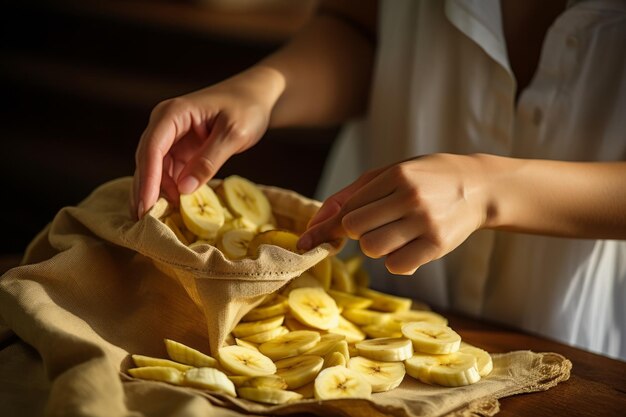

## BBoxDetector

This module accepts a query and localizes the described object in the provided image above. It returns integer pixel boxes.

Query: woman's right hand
[131,66,285,219]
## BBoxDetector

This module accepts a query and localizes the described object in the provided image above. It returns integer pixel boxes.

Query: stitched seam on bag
[119,227,303,278]
[146,252,304,279]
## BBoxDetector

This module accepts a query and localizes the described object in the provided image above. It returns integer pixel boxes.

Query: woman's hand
[298,152,626,275]
[131,0,377,220]
[132,66,285,219]
[297,154,490,275]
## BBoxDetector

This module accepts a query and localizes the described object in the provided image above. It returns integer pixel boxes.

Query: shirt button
[566,35,579,48]
[533,107,543,125]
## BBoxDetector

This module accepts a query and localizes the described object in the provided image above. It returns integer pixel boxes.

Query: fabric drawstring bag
[0,177,571,417]
[22,177,336,355]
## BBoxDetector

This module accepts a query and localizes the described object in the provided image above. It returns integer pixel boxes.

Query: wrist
[469,153,528,231]
[230,65,287,112]
[467,153,508,230]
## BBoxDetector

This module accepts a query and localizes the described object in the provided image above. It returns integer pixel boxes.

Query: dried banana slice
[128,366,184,385]
[218,228,255,259]
[231,315,285,338]
[241,295,289,322]
[355,337,414,362]
[322,351,347,369]
[327,315,366,343]
[131,354,192,372]
[221,175,272,226]
[247,229,300,258]
[241,326,289,344]
[405,351,480,387]
[237,387,303,404]
[164,339,218,368]
[327,289,373,310]
[348,356,406,392]
[275,355,324,389]
[218,345,276,377]
[459,342,493,377]
[183,367,237,397]
[288,287,340,330]
[180,183,225,240]
[356,287,412,312]
[240,375,288,390]
[304,333,346,357]
[401,322,461,354]
[330,256,355,293]
[258,330,321,361]
[314,366,372,400]
[342,308,392,326]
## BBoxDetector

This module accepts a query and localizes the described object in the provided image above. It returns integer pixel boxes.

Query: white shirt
[317,0,626,360]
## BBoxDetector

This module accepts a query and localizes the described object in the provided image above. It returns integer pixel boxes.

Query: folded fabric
[0,177,571,417]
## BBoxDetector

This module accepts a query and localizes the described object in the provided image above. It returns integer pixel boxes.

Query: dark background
[0,0,339,255]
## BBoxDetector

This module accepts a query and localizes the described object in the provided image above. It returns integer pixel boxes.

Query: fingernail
[297,234,312,251]
[137,200,145,220]
[178,176,199,194]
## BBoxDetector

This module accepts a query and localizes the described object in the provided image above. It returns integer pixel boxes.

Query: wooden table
[1,255,625,416]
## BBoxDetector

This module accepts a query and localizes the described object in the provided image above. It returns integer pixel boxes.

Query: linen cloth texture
[0,177,571,417]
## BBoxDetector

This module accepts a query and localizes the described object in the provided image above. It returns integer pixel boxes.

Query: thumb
[306,166,386,229]
[298,188,358,251]
[298,167,384,251]
[297,210,346,252]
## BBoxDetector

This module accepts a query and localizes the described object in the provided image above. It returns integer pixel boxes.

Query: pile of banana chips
[128,176,493,404]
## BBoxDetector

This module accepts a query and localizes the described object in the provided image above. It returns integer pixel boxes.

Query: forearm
[477,154,626,239]
[250,2,377,127]
[266,16,375,127]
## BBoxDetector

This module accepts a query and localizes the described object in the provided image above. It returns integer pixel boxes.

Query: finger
[298,177,374,250]
[299,163,404,250]
[133,142,164,219]
[161,170,180,206]
[306,200,342,230]
[358,217,424,259]
[338,165,402,216]
[161,151,190,206]
[384,237,440,275]
[298,167,390,251]
[163,154,174,178]
[341,191,409,239]
[307,166,386,229]
[134,112,182,219]
[176,112,236,194]
[297,211,346,252]
[130,167,140,218]
[169,151,189,187]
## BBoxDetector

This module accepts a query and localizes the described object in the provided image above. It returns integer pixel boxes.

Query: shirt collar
[444,0,511,73]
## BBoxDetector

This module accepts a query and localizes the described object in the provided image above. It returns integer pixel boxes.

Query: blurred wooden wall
[0,0,338,255]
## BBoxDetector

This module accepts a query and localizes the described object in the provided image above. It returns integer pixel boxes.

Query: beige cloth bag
[0,177,571,417]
